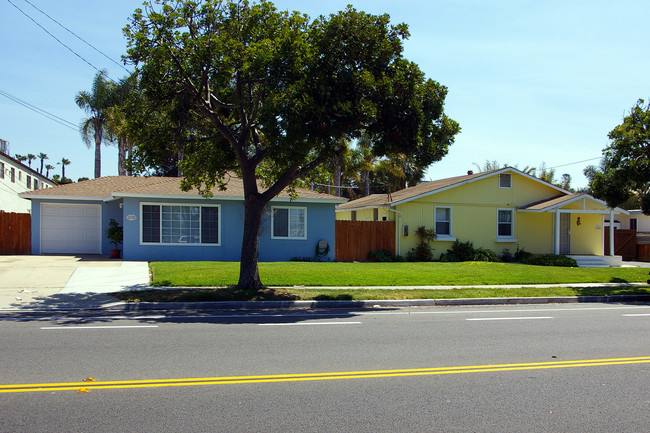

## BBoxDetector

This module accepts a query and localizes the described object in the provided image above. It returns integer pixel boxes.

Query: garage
[40,203,101,254]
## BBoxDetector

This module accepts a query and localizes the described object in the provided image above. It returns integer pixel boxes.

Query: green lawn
[150,261,650,287]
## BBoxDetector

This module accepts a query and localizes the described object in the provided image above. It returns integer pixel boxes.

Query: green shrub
[406,226,436,261]
[368,249,396,262]
[513,246,533,262]
[519,254,577,267]
[440,240,500,262]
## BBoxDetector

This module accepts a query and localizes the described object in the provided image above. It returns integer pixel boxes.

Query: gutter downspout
[386,207,402,256]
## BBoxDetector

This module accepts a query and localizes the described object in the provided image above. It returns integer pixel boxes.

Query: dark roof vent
[467,170,474,175]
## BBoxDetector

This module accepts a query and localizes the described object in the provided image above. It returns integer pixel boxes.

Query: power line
[0,89,78,131]
[6,0,117,83]
[549,157,602,170]
[21,0,130,74]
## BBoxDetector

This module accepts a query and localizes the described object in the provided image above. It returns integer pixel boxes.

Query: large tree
[123,0,459,289]
[76,70,116,178]
[588,99,650,213]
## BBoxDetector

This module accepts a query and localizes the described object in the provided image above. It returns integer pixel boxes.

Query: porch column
[554,210,560,255]
[609,209,615,256]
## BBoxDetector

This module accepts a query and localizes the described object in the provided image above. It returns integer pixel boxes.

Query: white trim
[20,194,110,201]
[115,192,346,204]
[139,202,221,247]
[435,235,457,242]
[518,193,629,215]
[270,206,307,240]
[434,206,452,237]
[496,208,515,240]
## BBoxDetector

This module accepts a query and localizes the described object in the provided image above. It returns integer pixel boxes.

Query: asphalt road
[1,303,649,432]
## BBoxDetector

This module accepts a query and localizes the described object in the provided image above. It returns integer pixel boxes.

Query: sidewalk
[0,255,149,310]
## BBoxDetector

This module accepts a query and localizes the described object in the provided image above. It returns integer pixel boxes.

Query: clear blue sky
[1,0,648,189]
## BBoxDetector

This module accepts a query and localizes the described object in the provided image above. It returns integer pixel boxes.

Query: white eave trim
[111,192,345,204]
[18,194,109,201]
[518,193,628,215]
[335,204,389,212]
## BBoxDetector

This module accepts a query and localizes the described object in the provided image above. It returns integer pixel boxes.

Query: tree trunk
[237,198,265,290]
[362,170,370,197]
[118,138,127,176]
[333,155,341,197]
[94,134,102,178]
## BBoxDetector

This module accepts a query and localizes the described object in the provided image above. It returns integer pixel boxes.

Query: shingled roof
[20,175,345,202]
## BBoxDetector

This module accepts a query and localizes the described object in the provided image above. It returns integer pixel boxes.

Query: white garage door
[41,204,101,254]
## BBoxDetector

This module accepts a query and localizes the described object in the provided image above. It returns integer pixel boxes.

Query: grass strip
[150,261,650,287]
[111,286,650,303]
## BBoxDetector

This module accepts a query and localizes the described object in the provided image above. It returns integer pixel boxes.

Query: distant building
[0,138,56,213]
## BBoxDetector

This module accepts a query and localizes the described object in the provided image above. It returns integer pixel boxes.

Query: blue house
[20,176,345,261]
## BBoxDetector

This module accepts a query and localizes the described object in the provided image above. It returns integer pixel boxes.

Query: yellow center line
[2,356,649,393]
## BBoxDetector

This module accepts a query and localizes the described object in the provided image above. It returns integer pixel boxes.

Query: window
[141,204,220,245]
[497,209,514,237]
[26,175,32,189]
[18,171,22,181]
[0,162,4,179]
[272,207,306,239]
[351,210,357,221]
[34,179,39,189]
[373,208,379,221]
[499,173,512,188]
[435,207,451,236]
[10,167,15,183]
[630,218,638,231]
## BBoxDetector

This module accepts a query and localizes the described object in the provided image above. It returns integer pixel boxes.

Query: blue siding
[30,196,337,261]
[122,197,336,262]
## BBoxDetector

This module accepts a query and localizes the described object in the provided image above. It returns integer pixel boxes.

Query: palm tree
[105,73,137,176]
[60,158,71,179]
[15,154,27,164]
[44,164,55,178]
[75,70,116,178]
[355,135,378,197]
[26,153,36,168]
[38,153,48,174]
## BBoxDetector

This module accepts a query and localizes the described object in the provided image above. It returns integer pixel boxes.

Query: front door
[559,213,571,255]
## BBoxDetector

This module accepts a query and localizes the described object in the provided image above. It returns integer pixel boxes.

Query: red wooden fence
[0,211,31,255]
[335,220,395,262]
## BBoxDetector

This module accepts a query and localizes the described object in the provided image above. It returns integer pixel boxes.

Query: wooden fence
[604,229,639,261]
[0,211,31,255]
[335,220,395,262]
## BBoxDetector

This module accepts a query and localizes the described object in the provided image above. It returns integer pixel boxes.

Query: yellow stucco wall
[338,172,609,258]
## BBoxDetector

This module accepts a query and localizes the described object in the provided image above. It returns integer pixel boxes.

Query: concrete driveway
[0,255,149,310]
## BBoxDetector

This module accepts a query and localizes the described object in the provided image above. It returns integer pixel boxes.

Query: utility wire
[549,157,602,170]
[6,0,117,83]
[0,89,78,131]
[21,0,130,74]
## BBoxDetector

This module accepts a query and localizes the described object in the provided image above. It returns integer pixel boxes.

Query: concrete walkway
[0,255,149,310]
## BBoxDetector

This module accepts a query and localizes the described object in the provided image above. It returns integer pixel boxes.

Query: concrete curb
[2,294,641,313]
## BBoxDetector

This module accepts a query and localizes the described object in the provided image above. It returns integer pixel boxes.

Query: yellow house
[336,168,627,265]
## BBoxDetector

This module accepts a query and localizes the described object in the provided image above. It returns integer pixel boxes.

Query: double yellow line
[2,356,649,394]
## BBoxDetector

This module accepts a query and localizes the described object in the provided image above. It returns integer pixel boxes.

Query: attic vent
[499,173,512,188]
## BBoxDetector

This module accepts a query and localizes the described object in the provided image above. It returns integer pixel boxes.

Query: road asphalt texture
[1,255,649,311]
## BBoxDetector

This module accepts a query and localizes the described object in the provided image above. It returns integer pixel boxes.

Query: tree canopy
[588,99,650,213]
[122,0,459,289]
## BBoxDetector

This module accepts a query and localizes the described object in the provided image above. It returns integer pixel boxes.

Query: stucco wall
[122,197,337,262]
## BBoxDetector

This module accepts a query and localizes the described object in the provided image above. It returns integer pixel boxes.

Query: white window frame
[434,206,456,241]
[139,202,221,246]
[496,208,517,242]
[271,206,307,240]
[499,173,512,188]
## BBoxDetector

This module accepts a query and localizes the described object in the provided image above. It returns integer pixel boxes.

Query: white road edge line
[622,314,650,317]
[258,322,362,326]
[40,325,159,330]
[466,316,554,321]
